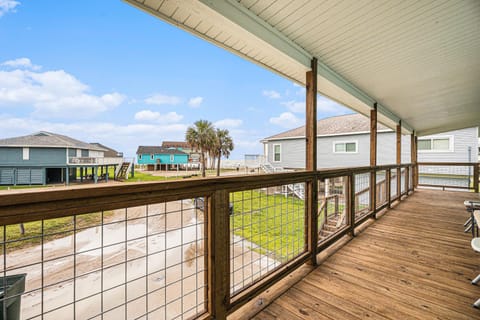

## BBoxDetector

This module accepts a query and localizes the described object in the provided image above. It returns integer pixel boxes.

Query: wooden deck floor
[254,189,480,320]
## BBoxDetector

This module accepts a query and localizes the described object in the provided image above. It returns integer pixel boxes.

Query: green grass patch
[3,211,113,252]
[230,190,305,262]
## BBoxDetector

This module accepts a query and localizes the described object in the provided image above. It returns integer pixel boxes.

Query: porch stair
[116,162,131,180]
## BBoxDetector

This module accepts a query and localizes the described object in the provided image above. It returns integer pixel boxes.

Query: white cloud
[145,94,181,106]
[1,57,40,70]
[0,61,126,118]
[317,96,350,114]
[262,90,281,99]
[188,96,203,108]
[269,112,303,128]
[134,110,183,123]
[0,0,20,17]
[281,100,305,113]
[214,118,243,129]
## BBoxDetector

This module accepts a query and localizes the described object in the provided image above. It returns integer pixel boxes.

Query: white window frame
[22,147,29,160]
[273,144,281,162]
[332,141,358,154]
[418,135,454,153]
[138,154,142,160]
[170,154,175,162]
[150,154,154,160]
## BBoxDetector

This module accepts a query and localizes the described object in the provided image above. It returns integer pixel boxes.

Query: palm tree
[214,129,234,176]
[186,120,215,177]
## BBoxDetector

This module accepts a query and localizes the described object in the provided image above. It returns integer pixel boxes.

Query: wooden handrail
[0,163,418,319]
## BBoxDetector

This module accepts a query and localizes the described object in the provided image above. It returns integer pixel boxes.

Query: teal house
[136,146,189,171]
[0,131,122,185]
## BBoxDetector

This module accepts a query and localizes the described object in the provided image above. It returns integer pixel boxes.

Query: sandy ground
[4,200,279,320]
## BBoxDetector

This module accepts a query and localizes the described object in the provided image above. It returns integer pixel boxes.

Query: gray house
[262,114,478,169]
[0,131,122,185]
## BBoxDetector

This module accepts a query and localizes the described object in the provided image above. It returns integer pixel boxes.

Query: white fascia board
[262,129,394,142]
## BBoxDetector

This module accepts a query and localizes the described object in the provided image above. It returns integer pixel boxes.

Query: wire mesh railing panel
[401,169,406,194]
[390,171,398,199]
[354,173,370,221]
[418,164,473,189]
[409,167,414,190]
[317,176,349,243]
[229,183,306,296]
[1,199,207,320]
[376,170,387,208]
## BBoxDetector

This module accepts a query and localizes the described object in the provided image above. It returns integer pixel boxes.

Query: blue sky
[0,0,351,159]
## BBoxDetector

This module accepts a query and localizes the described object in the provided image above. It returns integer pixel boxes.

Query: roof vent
[34,132,51,137]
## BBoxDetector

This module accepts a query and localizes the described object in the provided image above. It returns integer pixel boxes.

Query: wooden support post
[306,58,318,264]
[386,169,391,208]
[370,104,377,217]
[474,164,479,193]
[208,190,230,319]
[414,136,418,187]
[396,122,402,200]
[410,133,415,192]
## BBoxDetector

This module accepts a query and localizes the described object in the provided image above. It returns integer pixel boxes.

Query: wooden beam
[370,104,377,215]
[414,136,418,187]
[208,190,230,319]
[306,58,318,265]
[396,122,402,199]
[410,133,416,191]
[306,58,317,172]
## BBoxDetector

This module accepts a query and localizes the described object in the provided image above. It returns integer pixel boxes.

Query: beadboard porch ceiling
[125,0,480,136]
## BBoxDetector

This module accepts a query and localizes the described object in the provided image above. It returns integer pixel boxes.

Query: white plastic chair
[471,237,480,308]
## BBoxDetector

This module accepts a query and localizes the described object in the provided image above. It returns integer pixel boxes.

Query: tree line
[186,120,234,177]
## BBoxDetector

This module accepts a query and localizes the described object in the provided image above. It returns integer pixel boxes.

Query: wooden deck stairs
[116,161,131,180]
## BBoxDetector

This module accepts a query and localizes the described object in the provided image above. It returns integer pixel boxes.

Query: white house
[262,113,478,170]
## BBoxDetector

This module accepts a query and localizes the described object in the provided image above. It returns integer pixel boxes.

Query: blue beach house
[136,146,189,171]
[0,131,123,185]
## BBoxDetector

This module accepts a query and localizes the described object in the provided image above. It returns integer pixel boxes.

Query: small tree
[214,129,234,176]
[186,120,215,177]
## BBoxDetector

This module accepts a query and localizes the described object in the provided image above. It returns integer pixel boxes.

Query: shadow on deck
[254,189,480,319]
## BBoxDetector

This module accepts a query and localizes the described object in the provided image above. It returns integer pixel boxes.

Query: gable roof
[136,146,188,155]
[0,131,107,151]
[90,143,123,157]
[161,141,191,149]
[263,113,391,141]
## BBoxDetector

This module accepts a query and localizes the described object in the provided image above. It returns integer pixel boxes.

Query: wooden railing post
[208,190,230,319]
[306,178,318,265]
[349,174,356,235]
[405,166,410,194]
[386,169,391,208]
[474,163,479,193]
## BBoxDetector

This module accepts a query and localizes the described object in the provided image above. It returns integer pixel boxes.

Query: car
[194,197,234,215]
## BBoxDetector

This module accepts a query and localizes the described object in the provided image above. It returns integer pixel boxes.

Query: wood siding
[264,127,476,169]
[0,147,67,166]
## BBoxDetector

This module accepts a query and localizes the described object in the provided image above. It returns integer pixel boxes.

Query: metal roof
[126,0,480,136]
[0,131,107,151]
[263,113,390,141]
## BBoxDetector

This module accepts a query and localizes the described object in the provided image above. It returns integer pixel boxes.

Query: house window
[170,154,174,162]
[273,144,281,162]
[418,136,453,152]
[150,154,154,160]
[333,141,357,153]
[138,154,142,160]
[22,147,29,160]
